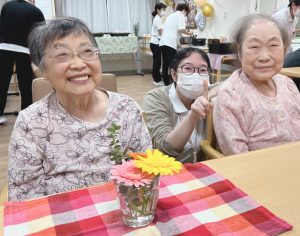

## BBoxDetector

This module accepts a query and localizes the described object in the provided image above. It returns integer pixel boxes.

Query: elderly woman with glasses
[143,47,218,163]
[8,17,152,201]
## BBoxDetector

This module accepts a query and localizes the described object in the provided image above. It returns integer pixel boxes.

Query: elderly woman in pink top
[214,14,300,156]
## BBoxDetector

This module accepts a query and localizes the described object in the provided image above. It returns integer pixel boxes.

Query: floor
[0,73,156,193]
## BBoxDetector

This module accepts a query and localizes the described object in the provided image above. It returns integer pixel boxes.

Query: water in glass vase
[115,175,160,228]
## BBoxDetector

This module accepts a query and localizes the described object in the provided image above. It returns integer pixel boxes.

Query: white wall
[195,0,283,39]
[260,0,276,14]
[276,0,288,9]
[196,0,251,39]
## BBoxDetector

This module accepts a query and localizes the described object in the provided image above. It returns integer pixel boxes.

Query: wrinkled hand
[190,80,213,121]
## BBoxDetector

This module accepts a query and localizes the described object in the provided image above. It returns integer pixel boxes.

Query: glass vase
[114,175,160,228]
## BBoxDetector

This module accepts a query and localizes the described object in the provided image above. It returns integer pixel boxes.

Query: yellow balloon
[194,0,206,7]
[164,0,173,7]
[202,3,214,17]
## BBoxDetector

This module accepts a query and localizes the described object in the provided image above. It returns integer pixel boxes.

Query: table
[1,141,299,235]
[205,141,300,236]
[280,67,300,78]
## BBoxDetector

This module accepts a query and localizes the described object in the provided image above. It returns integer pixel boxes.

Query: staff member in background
[272,0,300,53]
[273,0,300,92]
[0,0,45,125]
[150,3,167,86]
[283,48,300,91]
[159,3,193,86]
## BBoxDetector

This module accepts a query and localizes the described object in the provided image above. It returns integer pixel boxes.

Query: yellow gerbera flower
[134,149,182,176]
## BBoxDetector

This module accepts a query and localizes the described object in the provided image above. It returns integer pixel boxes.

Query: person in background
[0,0,45,125]
[283,48,300,92]
[8,17,152,201]
[272,0,300,53]
[273,0,300,92]
[214,14,300,156]
[143,47,219,163]
[159,3,193,86]
[150,3,167,86]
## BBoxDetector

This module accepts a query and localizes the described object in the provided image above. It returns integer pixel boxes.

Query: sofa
[95,34,152,75]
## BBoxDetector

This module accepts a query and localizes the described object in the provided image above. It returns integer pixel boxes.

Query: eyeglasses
[43,45,100,63]
[179,64,211,76]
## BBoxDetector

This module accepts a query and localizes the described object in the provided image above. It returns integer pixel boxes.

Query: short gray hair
[230,14,290,63]
[28,17,98,72]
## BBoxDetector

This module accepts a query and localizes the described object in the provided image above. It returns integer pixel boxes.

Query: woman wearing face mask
[272,0,300,53]
[143,47,217,163]
[150,3,167,86]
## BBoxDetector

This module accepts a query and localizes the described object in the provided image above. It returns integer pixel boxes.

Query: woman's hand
[190,80,213,121]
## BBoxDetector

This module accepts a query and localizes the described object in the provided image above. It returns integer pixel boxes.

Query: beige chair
[200,113,224,160]
[0,183,8,205]
[211,56,239,83]
[32,73,117,102]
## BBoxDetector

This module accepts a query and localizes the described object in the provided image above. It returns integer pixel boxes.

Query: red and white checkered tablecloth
[3,163,292,236]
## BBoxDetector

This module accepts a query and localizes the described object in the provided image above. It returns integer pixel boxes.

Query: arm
[157,17,163,36]
[8,110,47,201]
[143,88,182,156]
[165,81,212,151]
[178,12,193,36]
[143,84,212,156]
[179,29,193,36]
[213,86,248,155]
[294,28,300,34]
[122,98,152,153]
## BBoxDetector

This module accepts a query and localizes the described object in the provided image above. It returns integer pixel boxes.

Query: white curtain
[0,0,10,10]
[62,0,109,32]
[106,0,130,33]
[107,0,152,35]
[61,0,152,34]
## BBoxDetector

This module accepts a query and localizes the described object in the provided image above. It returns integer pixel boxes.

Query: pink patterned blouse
[214,69,300,156]
[8,91,152,201]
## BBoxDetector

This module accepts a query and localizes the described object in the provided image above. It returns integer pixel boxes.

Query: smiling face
[239,19,284,84]
[42,33,102,100]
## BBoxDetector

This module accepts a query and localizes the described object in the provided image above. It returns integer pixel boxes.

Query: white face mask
[160,10,167,17]
[176,73,210,99]
[295,8,300,17]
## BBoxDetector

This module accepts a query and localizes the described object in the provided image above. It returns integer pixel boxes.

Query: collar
[169,83,189,113]
[287,7,295,21]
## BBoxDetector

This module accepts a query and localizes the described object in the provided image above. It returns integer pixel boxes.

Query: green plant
[107,123,124,164]
[133,22,139,36]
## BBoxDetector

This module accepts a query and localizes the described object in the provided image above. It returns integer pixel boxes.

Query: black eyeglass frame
[178,64,212,76]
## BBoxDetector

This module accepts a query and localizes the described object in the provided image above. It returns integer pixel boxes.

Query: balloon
[164,0,173,6]
[194,0,206,7]
[202,3,214,17]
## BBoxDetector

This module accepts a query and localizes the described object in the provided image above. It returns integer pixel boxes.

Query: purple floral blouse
[8,91,152,201]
